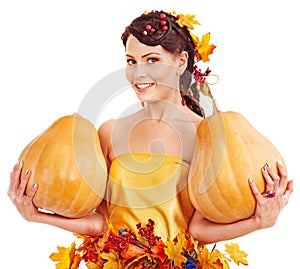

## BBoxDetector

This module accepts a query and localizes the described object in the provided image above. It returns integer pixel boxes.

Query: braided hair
[121,10,205,117]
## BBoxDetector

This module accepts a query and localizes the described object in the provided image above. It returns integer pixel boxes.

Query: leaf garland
[50,220,248,268]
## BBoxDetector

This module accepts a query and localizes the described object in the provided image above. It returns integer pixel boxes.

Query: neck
[142,94,187,122]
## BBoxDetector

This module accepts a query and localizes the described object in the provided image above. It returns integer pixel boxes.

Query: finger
[265,162,280,190]
[248,177,262,200]
[17,169,31,197]
[26,183,38,201]
[261,163,274,190]
[277,160,288,190]
[8,160,23,196]
[282,180,293,207]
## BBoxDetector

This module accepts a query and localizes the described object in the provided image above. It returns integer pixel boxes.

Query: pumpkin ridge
[200,189,230,223]
[25,124,59,210]
[209,179,233,222]
[36,126,70,212]
[226,116,252,219]
[196,113,225,194]
[36,135,54,210]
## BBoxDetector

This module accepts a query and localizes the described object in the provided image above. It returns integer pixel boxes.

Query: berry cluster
[136,219,161,248]
[194,66,211,88]
[142,12,169,36]
[83,247,98,263]
[104,228,140,252]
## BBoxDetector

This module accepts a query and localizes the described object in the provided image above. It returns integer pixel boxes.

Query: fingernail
[25,169,30,175]
[33,183,37,188]
[17,160,22,166]
[266,162,270,168]
[249,177,254,183]
[278,160,283,166]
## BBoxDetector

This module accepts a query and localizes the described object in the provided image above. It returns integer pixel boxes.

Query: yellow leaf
[164,232,187,267]
[101,250,123,269]
[107,221,117,233]
[50,242,76,269]
[195,245,219,269]
[86,261,103,269]
[210,250,231,269]
[177,13,200,29]
[225,243,248,265]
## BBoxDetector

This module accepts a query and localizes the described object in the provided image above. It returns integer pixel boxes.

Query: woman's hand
[249,160,293,229]
[7,160,108,235]
[7,160,41,222]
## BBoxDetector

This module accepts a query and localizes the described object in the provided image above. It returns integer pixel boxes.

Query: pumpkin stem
[212,98,220,114]
[201,82,220,114]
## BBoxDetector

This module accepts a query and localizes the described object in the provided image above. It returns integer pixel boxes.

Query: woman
[8,9,292,257]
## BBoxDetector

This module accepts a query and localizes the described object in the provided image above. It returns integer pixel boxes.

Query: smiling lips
[135,83,154,93]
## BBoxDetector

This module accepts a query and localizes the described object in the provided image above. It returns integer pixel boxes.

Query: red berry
[160,13,166,19]
[162,25,168,31]
[160,20,167,26]
[145,24,152,31]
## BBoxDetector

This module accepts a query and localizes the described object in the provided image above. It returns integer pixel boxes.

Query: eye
[147,57,159,64]
[127,59,136,66]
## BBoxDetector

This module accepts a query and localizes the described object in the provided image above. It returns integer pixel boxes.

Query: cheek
[149,64,179,89]
[126,67,134,83]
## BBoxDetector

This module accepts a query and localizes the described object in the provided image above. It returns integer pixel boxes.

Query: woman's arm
[188,161,293,244]
[7,161,107,236]
[7,119,115,236]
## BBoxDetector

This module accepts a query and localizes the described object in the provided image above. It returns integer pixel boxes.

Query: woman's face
[125,35,187,103]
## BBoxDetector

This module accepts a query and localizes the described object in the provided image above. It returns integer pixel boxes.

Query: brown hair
[121,10,205,117]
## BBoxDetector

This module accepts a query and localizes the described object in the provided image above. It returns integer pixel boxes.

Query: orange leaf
[71,255,83,269]
[150,240,167,261]
[225,243,248,265]
[121,244,146,263]
[198,33,216,62]
[97,231,109,252]
[123,254,149,269]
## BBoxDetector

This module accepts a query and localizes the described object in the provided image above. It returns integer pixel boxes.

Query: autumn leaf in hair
[190,31,216,62]
[177,13,200,29]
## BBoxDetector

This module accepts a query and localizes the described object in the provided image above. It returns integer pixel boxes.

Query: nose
[133,63,147,79]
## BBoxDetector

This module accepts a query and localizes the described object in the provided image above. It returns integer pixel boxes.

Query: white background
[1,0,299,268]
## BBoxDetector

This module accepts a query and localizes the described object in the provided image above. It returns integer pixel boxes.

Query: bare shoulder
[186,109,204,129]
[97,119,116,157]
[97,111,143,157]
[98,119,116,139]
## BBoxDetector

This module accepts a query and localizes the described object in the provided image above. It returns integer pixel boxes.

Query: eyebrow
[125,52,161,58]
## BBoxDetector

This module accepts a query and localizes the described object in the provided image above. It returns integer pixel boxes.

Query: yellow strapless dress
[106,152,195,241]
[51,152,248,268]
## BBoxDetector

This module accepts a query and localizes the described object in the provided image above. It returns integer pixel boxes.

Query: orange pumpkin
[19,114,107,218]
[188,111,285,223]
